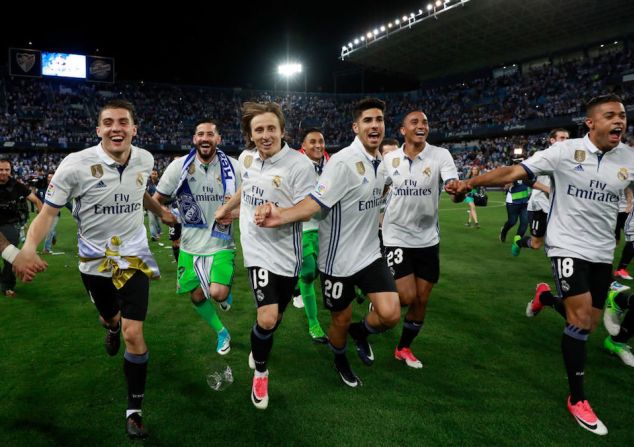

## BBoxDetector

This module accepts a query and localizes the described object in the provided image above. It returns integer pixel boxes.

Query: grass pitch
[1,192,632,446]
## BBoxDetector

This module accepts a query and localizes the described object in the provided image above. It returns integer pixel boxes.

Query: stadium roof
[343,0,634,82]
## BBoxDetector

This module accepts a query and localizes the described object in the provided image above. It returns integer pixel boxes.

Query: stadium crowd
[1,46,632,151]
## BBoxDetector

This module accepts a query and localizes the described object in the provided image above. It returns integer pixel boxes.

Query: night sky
[2,2,425,92]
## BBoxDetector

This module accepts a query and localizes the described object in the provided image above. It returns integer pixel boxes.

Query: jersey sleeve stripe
[309,193,331,210]
[44,199,65,209]
[520,163,536,181]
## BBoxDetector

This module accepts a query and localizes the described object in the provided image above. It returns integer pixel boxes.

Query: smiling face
[250,112,284,159]
[585,101,627,151]
[400,111,429,146]
[303,131,325,163]
[352,108,385,153]
[193,122,221,163]
[96,107,137,162]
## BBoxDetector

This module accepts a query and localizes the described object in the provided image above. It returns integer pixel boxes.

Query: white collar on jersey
[397,143,430,161]
[352,136,382,163]
[254,142,291,164]
[583,133,628,156]
[583,134,602,154]
[195,151,220,167]
[96,142,137,166]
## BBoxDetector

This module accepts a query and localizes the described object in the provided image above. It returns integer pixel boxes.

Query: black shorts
[169,222,182,241]
[81,271,150,321]
[549,257,611,310]
[384,244,440,283]
[616,212,628,239]
[528,210,548,238]
[320,257,397,312]
[247,267,297,313]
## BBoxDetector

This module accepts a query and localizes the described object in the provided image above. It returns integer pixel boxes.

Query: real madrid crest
[355,161,365,175]
[574,150,586,163]
[244,155,253,169]
[392,158,400,168]
[188,163,196,175]
[618,167,629,181]
[136,173,144,187]
[423,166,432,176]
[273,175,282,188]
[90,164,103,179]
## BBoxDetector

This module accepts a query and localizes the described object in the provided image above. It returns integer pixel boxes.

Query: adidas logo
[95,180,107,188]
[243,172,249,178]
[392,170,400,176]
[574,164,584,172]
[189,177,196,182]
[362,177,369,184]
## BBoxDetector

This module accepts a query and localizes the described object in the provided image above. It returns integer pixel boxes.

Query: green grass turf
[1,191,633,446]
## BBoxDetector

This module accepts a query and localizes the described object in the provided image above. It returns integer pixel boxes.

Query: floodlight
[278,63,302,77]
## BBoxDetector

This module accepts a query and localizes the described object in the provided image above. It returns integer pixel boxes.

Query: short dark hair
[352,97,386,122]
[241,102,286,149]
[379,138,399,152]
[98,99,137,125]
[548,128,569,140]
[0,158,11,169]
[401,110,426,126]
[586,94,623,115]
[194,118,220,135]
[302,127,323,142]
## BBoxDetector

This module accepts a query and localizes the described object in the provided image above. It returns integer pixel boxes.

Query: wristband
[1,244,19,263]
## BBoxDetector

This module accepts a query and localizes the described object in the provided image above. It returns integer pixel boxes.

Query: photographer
[0,158,42,296]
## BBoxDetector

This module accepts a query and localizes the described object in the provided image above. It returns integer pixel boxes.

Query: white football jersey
[522,135,634,263]
[310,137,387,277]
[382,144,458,248]
[45,144,159,277]
[157,153,240,255]
[239,143,315,277]
[527,175,551,212]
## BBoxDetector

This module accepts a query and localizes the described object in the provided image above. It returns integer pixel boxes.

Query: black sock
[251,324,275,373]
[518,236,532,248]
[349,318,380,340]
[552,301,567,319]
[613,310,634,343]
[539,290,567,319]
[172,247,180,262]
[329,342,350,370]
[614,292,634,311]
[398,319,423,349]
[618,242,634,270]
[539,290,557,306]
[561,324,588,404]
[124,351,148,411]
[109,320,121,333]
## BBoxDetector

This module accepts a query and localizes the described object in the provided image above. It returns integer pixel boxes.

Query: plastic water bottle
[206,362,234,391]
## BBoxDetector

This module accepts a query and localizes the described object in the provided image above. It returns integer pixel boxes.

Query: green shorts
[176,249,236,294]
[464,196,474,204]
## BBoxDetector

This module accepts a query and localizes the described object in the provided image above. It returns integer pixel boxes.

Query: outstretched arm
[215,186,242,225]
[446,165,529,195]
[255,196,322,227]
[11,205,56,281]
